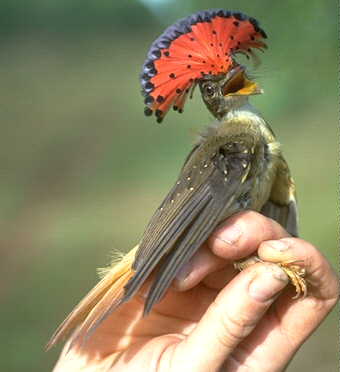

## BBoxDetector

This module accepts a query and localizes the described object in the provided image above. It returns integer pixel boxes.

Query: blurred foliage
[0,1,338,371]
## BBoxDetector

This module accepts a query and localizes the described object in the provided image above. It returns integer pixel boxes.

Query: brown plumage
[46,247,137,349]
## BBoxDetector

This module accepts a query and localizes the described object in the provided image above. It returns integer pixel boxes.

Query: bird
[47,9,306,350]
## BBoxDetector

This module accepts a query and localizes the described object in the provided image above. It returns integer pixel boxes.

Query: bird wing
[46,136,260,347]
[260,155,298,236]
[123,137,257,313]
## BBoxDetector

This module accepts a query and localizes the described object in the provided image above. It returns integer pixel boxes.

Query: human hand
[53,211,339,372]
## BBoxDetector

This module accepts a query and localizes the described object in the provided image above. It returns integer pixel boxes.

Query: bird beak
[222,66,263,96]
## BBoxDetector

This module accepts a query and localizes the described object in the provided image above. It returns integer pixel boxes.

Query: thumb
[173,263,288,372]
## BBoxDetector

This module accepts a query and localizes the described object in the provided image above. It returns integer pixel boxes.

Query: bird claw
[233,256,262,271]
[234,256,307,299]
[277,260,307,299]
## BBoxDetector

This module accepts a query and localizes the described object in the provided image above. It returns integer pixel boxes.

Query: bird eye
[204,84,215,97]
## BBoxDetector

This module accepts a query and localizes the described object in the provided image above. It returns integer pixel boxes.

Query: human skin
[53,211,339,372]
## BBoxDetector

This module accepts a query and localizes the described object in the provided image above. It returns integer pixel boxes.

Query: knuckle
[286,239,340,305]
[243,210,262,222]
[242,211,281,241]
[210,300,258,348]
[258,216,283,240]
[304,296,333,313]
[232,210,260,228]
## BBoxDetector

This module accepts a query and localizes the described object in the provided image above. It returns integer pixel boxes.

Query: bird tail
[46,245,138,350]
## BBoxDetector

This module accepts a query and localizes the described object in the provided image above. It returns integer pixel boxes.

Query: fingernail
[267,240,289,251]
[218,224,242,245]
[249,266,288,302]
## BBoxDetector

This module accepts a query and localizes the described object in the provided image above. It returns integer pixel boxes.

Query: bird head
[141,9,267,123]
[199,65,263,119]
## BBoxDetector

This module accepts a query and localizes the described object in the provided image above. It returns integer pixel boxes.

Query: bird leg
[234,256,307,298]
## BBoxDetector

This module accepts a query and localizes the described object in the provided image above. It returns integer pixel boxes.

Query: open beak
[222,66,263,96]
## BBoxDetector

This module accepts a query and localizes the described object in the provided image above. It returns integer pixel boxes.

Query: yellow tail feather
[46,245,138,350]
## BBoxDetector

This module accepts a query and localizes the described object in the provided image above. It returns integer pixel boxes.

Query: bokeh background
[0,1,338,371]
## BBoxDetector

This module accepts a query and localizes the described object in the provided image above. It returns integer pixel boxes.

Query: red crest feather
[141,9,267,122]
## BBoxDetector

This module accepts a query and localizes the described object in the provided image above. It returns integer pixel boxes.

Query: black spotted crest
[141,9,267,123]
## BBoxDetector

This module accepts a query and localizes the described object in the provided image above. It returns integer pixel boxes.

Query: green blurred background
[0,1,337,371]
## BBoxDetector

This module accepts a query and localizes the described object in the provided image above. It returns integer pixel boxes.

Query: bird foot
[234,256,307,299]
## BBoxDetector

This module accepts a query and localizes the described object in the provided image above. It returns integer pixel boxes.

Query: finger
[174,243,229,291]
[202,266,238,290]
[208,211,291,260]
[229,238,339,371]
[258,237,339,301]
[175,211,290,291]
[173,263,289,372]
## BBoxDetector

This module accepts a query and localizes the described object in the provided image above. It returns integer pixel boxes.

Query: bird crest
[141,9,267,123]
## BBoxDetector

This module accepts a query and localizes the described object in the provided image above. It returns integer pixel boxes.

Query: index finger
[208,210,291,260]
[175,211,291,291]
